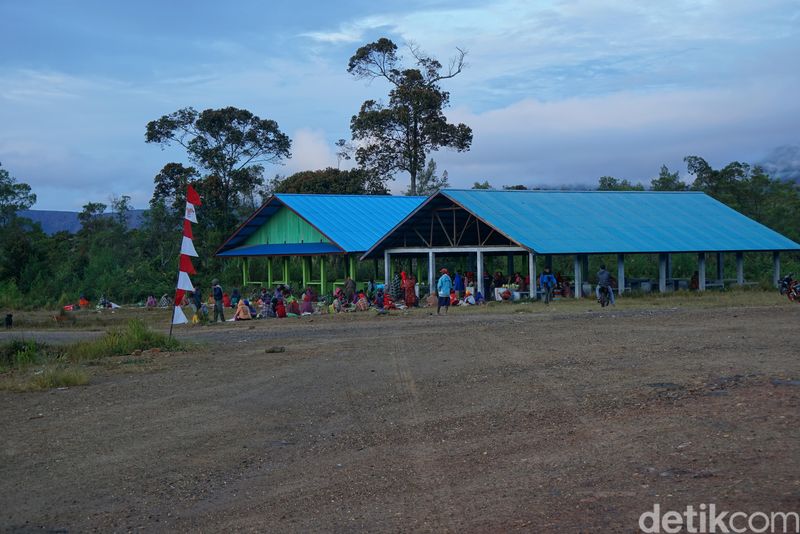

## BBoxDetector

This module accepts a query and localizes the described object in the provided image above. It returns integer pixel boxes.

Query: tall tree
[0,162,36,225]
[472,180,493,189]
[348,38,473,196]
[650,164,687,191]
[270,168,388,195]
[145,106,291,230]
[405,158,449,196]
[597,176,645,191]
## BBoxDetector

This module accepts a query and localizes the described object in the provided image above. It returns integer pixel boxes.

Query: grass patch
[66,319,182,363]
[0,364,89,392]
[0,340,63,371]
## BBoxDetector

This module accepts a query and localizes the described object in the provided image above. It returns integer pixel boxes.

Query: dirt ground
[1,298,799,532]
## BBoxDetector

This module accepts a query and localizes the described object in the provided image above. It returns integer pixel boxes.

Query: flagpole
[169,185,202,340]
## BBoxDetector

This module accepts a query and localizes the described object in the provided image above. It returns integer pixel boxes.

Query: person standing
[212,279,225,323]
[436,268,453,315]
[344,275,356,303]
[539,268,557,305]
[453,270,465,298]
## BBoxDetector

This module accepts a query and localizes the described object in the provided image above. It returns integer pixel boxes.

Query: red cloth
[179,254,196,275]
[187,185,202,206]
[183,219,193,239]
[403,278,416,307]
[174,289,186,305]
[223,293,231,308]
[276,302,286,318]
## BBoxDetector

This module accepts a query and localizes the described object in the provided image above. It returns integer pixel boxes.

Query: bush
[66,319,181,362]
[0,340,61,370]
[31,366,89,390]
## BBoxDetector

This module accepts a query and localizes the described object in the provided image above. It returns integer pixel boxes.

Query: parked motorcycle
[779,274,799,302]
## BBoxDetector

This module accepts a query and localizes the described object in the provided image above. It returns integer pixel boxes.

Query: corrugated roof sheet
[274,194,425,252]
[439,189,800,254]
[216,194,425,255]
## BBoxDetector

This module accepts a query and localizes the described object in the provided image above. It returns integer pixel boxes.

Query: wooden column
[617,254,625,295]
[302,257,310,288]
[736,252,744,285]
[267,258,273,287]
[241,257,249,286]
[528,252,537,300]
[658,253,667,293]
[773,251,780,287]
[320,256,327,295]
[698,253,706,291]
[574,254,582,299]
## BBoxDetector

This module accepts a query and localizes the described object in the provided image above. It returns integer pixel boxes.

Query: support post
[477,250,484,297]
[302,257,310,288]
[282,257,289,285]
[267,258,273,287]
[658,253,667,293]
[773,251,780,287]
[320,256,327,296]
[242,257,249,287]
[574,254,582,299]
[348,255,357,281]
[698,253,706,291]
[617,254,625,295]
[736,252,744,285]
[384,251,390,287]
[428,251,435,294]
[528,252,537,300]
[716,252,724,282]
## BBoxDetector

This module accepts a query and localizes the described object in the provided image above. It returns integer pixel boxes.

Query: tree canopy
[0,162,36,225]
[597,176,645,191]
[405,159,449,196]
[269,168,389,195]
[348,38,473,196]
[145,106,291,230]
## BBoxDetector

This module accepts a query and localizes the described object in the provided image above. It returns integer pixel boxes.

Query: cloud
[282,129,337,175]
[761,145,800,182]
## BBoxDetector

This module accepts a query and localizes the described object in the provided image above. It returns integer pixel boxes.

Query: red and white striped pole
[169,185,202,338]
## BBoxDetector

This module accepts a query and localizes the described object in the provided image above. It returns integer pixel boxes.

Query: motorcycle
[779,274,799,302]
[598,285,612,307]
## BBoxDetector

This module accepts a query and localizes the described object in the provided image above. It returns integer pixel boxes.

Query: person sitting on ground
[275,296,287,318]
[595,263,616,305]
[449,289,460,306]
[464,290,476,305]
[475,290,485,304]
[234,299,252,320]
[146,294,157,308]
[344,276,356,303]
[230,288,241,307]
[356,291,369,311]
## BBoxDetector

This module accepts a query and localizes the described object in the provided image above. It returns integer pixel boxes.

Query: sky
[1,0,799,210]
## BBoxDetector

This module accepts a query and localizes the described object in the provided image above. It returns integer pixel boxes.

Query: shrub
[66,319,181,362]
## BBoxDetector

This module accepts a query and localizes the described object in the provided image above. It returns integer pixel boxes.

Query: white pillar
[773,251,780,287]
[617,254,625,295]
[658,253,667,293]
[528,252,537,300]
[736,252,744,285]
[384,251,390,287]
[698,252,706,291]
[476,250,484,297]
[428,250,435,295]
[574,254,582,299]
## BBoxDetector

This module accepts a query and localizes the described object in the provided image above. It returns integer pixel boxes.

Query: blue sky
[1,0,798,210]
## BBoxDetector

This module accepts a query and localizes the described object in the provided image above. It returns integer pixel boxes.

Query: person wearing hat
[436,268,453,315]
[212,279,225,323]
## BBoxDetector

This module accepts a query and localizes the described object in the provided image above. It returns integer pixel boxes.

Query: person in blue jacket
[453,270,465,298]
[437,268,453,315]
[539,268,557,305]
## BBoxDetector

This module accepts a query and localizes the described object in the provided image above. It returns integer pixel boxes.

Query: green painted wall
[244,207,330,246]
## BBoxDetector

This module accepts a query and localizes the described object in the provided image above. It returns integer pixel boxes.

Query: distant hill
[17,209,146,234]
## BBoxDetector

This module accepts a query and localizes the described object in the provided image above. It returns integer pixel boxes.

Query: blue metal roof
[216,243,344,257]
[439,189,800,254]
[216,194,425,255]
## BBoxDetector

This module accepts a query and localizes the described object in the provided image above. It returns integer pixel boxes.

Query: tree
[269,168,389,195]
[0,162,36,225]
[145,106,291,230]
[110,195,132,226]
[502,184,528,190]
[405,159,449,196]
[472,180,493,189]
[335,139,354,170]
[650,165,687,191]
[348,38,473,196]
[151,162,200,212]
[597,176,645,191]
